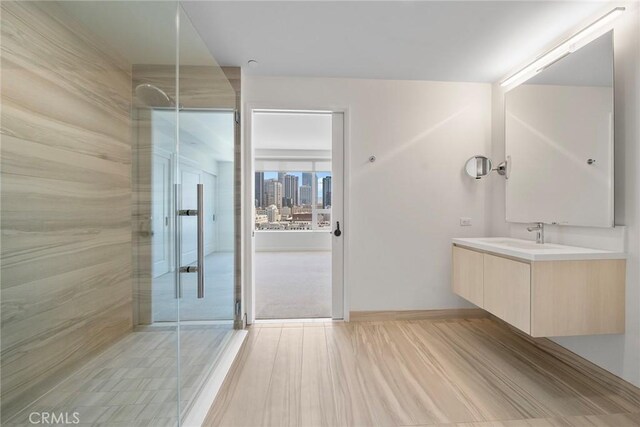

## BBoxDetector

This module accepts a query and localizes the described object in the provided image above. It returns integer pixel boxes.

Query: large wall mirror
[505,30,614,227]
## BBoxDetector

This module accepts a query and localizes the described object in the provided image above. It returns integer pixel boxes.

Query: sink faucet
[527,222,545,244]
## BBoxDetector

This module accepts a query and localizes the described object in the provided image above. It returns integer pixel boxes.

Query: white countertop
[452,237,626,261]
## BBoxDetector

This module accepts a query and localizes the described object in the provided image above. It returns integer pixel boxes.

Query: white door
[203,172,217,255]
[152,153,171,278]
[331,112,345,319]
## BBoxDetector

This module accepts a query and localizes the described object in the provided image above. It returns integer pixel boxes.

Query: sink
[475,238,559,250]
[452,237,625,261]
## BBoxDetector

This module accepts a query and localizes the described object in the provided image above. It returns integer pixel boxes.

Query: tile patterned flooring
[5,327,231,426]
[205,318,640,427]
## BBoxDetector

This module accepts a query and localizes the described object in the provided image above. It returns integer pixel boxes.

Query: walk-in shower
[1,1,242,425]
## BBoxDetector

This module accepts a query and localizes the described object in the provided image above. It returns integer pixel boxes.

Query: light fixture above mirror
[500,7,624,89]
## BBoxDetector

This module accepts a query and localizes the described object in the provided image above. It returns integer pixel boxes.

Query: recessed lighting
[247,59,259,68]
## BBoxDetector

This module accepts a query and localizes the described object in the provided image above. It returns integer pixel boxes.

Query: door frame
[243,105,351,324]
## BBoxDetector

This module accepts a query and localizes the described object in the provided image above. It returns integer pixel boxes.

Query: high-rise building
[266,205,279,222]
[302,172,313,188]
[280,206,292,219]
[254,172,264,207]
[299,184,312,205]
[283,174,299,207]
[322,176,332,208]
[264,179,283,208]
[255,214,268,227]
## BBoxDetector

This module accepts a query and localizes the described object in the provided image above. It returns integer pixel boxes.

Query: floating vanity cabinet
[530,260,625,337]
[483,253,531,334]
[451,238,626,337]
[452,246,484,307]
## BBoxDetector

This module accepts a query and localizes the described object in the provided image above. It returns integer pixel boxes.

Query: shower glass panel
[1,1,239,425]
[176,6,238,419]
[0,1,182,424]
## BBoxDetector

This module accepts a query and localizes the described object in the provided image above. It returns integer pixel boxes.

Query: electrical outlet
[460,217,472,226]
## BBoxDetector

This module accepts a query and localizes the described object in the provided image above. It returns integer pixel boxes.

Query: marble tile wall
[0,2,134,420]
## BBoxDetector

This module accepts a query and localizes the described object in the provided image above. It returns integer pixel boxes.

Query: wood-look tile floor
[205,318,640,427]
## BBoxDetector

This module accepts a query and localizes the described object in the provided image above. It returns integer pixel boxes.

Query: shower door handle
[196,184,204,299]
[178,183,205,299]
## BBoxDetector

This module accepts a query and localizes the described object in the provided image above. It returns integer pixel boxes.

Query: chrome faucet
[527,222,545,244]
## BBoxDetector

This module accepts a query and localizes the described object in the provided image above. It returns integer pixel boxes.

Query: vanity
[452,238,625,337]
[455,30,626,338]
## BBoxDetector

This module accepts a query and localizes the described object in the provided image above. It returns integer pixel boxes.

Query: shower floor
[5,327,232,426]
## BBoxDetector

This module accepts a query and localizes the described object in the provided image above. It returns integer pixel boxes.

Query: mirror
[465,155,492,179]
[505,30,614,227]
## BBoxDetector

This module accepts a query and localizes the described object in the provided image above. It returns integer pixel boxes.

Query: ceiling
[181,1,615,83]
[178,111,235,162]
[154,110,235,162]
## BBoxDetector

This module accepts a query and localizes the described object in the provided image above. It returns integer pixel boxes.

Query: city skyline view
[261,171,330,204]
[255,171,332,231]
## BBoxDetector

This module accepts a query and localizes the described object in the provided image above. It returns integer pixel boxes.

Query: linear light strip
[500,7,626,88]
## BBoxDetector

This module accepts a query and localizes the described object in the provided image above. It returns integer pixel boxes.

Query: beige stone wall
[0,2,133,419]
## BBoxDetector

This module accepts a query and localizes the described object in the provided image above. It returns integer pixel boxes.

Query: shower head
[134,83,176,108]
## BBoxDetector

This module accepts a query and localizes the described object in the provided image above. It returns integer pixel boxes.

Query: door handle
[334,221,342,237]
[179,183,205,299]
[196,183,204,299]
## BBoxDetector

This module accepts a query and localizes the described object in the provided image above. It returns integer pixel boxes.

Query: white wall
[488,9,640,386]
[255,231,331,252]
[245,77,492,312]
[253,112,332,150]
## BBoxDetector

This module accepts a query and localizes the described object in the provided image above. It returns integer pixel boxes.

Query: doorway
[249,110,345,321]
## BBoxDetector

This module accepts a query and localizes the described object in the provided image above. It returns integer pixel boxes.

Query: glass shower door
[177,110,235,323]
[176,6,239,422]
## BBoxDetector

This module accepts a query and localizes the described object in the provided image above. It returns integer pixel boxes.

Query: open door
[250,110,344,321]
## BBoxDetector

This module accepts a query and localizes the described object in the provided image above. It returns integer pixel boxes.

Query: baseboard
[488,314,640,397]
[349,308,489,322]
[255,248,331,252]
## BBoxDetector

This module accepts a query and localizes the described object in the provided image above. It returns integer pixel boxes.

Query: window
[316,172,331,230]
[255,171,331,231]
